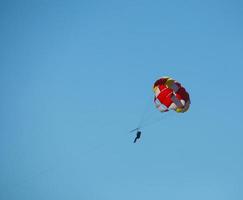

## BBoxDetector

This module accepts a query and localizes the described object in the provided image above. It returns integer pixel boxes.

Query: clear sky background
[1,0,243,199]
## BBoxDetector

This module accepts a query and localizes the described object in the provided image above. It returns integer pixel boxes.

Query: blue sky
[1,0,243,199]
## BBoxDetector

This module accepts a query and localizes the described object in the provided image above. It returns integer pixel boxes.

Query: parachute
[153,76,190,113]
[130,76,191,137]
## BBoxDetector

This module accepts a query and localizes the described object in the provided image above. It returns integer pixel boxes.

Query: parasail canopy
[153,76,191,113]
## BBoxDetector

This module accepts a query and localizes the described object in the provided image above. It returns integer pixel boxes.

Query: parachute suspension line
[139,109,158,128]
[139,111,170,129]
[136,94,155,130]
[138,107,155,128]
[135,89,168,131]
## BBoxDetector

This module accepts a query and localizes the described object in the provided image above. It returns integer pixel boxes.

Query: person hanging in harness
[133,131,141,143]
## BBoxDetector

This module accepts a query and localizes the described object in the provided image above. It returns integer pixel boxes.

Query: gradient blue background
[1,0,243,199]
